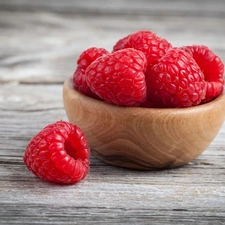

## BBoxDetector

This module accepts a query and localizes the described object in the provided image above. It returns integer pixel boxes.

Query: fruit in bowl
[63,30,225,170]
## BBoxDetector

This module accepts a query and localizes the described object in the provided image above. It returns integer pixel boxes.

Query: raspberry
[146,48,206,108]
[182,45,224,102]
[73,47,109,97]
[86,48,147,106]
[113,30,172,71]
[113,34,130,52]
[72,67,99,98]
[23,121,90,184]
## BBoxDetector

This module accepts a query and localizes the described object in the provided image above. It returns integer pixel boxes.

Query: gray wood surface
[1,1,225,224]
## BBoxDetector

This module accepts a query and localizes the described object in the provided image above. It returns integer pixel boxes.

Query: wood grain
[1,1,225,84]
[1,83,225,224]
[1,0,225,17]
[1,1,225,224]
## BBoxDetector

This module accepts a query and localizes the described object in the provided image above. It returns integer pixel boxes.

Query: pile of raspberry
[73,30,224,108]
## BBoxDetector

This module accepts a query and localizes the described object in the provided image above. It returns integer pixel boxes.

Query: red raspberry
[113,30,172,71]
[146,48,206,108]
[77,47,109,70]
[182,45,224,102]
[23,121,90,184]
[72,67,98,98]
[86,48,147,106]
[73,47,109,97]
[113,34,130,52]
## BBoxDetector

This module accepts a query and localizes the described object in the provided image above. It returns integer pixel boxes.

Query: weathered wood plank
[1,0,225,17]
[0,10,225,84]
[0,84,225,224]
[1,1,225,223]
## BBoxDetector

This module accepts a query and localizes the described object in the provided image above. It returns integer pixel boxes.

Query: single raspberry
[72,67,100,99]
[146,48,206,108]
[23,121,90,184]
[113,30,172,71]
[77,47,109,70]
[182,45,224,102]
[73,47,109,97]
[86,48,147,106]
[113,34,130,52]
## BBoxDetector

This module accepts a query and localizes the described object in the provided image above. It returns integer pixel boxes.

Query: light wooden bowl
[63,77,225,170]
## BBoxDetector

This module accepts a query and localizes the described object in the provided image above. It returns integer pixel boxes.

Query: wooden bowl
[63,77,225,170]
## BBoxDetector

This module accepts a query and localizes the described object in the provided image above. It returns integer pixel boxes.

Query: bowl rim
[64,76,225,116]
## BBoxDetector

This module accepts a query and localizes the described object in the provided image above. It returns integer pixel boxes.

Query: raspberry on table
[182,45,224,103]
[73,47,109,98]
[23,121,90,184]
[113,30,172,71]
[86,48,147,106]
[146,48,206,108]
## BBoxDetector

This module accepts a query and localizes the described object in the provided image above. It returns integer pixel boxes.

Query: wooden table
[1,1,225,224]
